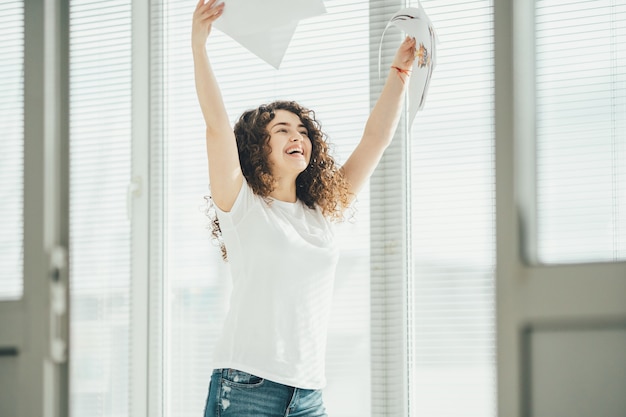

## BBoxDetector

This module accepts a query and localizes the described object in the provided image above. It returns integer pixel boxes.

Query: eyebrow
[270,121,307,131]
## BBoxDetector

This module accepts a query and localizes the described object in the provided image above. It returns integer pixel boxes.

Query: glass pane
[69,1,132,416]
[536,0,626,263]
[152,1,372,415]
[410,1,496,416]
[0,0,24,300]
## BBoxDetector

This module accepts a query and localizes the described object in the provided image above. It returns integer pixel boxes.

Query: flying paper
[213,0,326,69]
[380,4,438,124]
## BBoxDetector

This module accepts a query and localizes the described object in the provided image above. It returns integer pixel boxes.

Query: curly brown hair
[206,100,352,260]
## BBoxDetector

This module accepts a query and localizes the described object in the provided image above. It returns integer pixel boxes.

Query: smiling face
[266,109,312,178]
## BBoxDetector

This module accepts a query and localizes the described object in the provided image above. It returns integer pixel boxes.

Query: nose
[290,132,304,142]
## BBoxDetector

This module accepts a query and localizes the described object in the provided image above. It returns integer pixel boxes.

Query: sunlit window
[536,0,626,263]
[410,1,496,416]
[151,1,372,415]
[69,1,132,415]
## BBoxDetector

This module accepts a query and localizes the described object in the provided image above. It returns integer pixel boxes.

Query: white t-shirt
[212,180,339,389]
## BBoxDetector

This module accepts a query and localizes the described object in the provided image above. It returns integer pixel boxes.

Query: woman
[192,0,416,415]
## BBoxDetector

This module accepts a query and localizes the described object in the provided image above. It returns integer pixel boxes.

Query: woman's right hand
[192,0,225,50]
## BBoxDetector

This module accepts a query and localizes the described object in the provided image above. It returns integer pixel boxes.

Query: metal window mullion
[495,0,524,415]
[515,0,538,265]
[130,0,151,415]
[147,2,166,416]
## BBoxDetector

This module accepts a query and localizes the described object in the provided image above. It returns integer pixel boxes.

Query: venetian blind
[68,1,132,416]
[409,1,496,416]
[535,0,626,264]
[0,0,24,300]
[150,1,386,415]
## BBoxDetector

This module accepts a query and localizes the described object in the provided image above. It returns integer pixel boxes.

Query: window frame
[129,0,151,416]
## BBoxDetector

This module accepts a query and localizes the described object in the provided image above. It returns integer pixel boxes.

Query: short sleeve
[213,179,257,228]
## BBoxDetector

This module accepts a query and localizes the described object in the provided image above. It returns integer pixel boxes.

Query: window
[60,0,498,415]
[9,0,624,414]
[0,0,24,300]
[410,1,496,416]
[535,0,626,263]
[69,0,132,415]
[150,1,374,415]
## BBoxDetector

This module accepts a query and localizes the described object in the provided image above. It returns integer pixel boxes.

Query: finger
[405,39,416,53]
[203,0,218,11]
[201,0,222,15]
[201,2,224,19]
[195,0,205,11]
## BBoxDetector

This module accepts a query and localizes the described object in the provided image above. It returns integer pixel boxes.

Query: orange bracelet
[391,66,411,85]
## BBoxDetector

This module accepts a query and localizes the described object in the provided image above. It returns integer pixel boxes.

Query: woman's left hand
[391,36,417,71]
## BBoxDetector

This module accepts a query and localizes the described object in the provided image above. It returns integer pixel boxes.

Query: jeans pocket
[221,368,265,388]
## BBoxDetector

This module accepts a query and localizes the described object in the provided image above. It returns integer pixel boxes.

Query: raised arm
[192,0,242,211]
[341,36,416,200]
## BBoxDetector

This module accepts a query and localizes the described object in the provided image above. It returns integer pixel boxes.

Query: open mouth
[286,147,304,156]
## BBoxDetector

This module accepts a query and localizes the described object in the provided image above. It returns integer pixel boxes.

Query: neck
[269,176,298,203]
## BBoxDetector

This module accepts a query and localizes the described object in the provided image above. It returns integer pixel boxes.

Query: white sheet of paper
[233,23,298,69]
[380,4,438,124]
[214,0,326,69]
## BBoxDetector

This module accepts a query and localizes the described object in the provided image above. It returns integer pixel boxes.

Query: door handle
[49,246,68,364]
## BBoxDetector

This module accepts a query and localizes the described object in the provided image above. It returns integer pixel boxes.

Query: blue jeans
[204,368,328,417]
